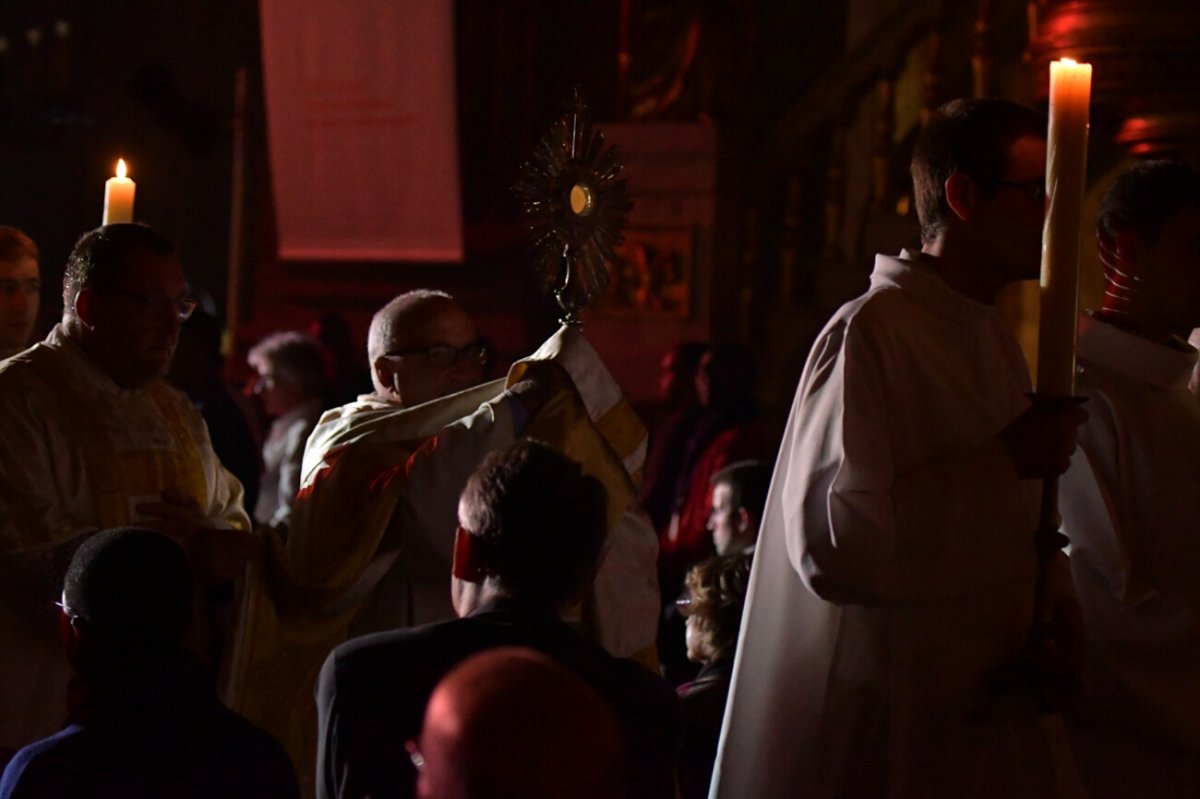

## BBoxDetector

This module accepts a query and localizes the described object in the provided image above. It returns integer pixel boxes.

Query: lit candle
[1035,58,1092,397]
[102,158,136,225]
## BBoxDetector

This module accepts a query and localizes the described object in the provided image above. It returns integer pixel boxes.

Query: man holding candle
[0,223,252,754]
[1058,160,1200,798]
[711,98,1088,798]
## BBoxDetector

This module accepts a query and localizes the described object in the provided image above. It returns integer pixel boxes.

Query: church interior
[2,1,1196,426]
[3,2,1200,797]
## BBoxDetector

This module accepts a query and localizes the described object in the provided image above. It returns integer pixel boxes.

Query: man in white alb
[712,98,1088,798]
[1059,159,1200,798]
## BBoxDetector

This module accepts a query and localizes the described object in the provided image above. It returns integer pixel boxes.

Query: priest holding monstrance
[712,88,1094,798]
[227,94,662,793]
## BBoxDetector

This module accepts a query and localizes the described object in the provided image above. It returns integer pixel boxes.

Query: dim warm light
[116,158,127,179]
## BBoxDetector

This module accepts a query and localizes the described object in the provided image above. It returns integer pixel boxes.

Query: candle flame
[116,158,127,179]
[1060,57,1078,66]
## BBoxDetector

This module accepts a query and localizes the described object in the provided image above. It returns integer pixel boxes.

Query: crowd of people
[1,95,1198,798]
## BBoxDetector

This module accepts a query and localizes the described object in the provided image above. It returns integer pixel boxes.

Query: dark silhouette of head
[1098,159,1200,247]
[60,527,195,673]
[1096,160,1200,338]
[659,341,707,407]
[457,439,608,609]
[168,309,224,394]
[695,344,757,418]
[247,330,332,416]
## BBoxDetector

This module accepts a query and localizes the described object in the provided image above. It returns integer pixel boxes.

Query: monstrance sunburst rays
[515,87,632,324]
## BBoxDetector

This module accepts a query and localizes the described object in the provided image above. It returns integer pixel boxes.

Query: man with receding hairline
[365,289,488,408]
[234,289,661,792]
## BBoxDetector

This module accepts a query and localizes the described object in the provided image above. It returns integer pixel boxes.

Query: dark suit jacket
[676,658,734,799]
[0,652,297,799]
[316,599,680,799]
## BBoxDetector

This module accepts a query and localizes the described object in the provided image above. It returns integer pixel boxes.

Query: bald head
[368,290,484,406]
[416,647,625,799]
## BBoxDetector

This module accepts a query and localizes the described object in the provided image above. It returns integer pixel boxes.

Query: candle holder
[976,392,1085,719]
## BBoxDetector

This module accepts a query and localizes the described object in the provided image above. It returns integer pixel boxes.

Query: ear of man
[73,289,97,329]
[372,356,397,395]
[944,171,980,224]
[57,606,86,663]
[1112,229,1144,263]
[735,507,752,536]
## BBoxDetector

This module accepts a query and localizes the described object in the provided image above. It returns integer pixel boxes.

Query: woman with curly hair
[675,553,752,799]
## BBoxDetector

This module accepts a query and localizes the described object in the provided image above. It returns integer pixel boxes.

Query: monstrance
[515,87,632,325]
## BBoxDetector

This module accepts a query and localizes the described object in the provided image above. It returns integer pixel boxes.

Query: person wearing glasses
[712,99,1089,797]
[236,289,661,792]
[0,226,41,361]
[247,331,331,530]
[0,223,252,756]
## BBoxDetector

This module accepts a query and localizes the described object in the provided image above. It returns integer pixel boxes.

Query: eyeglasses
[383,340,489,369]
[53,599,79,621]
[997,179,1047,203]
[405,740,425,772]
[104,287,198,321]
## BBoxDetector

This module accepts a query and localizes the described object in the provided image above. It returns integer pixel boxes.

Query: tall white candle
[102,158,136,225]
[1036,59,1092,397]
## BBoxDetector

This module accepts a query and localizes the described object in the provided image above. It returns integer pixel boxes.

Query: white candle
[1036,58,1092,397]
[102,158,136,225]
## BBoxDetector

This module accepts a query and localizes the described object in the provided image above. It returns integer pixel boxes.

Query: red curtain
[259,0,463,261]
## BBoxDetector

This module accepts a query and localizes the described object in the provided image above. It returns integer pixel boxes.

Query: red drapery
[259,0,463,262]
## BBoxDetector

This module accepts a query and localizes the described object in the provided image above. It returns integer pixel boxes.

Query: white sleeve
[587,500,660,658]
[0,379,89,551]
[178,396,252,532]
[401,396,518,543]
[783,320,1036,605]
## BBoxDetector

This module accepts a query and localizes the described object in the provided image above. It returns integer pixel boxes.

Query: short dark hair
[247,331,331,399]
[458,439,609,606]
[62,223,176,314]
[63,527,195,651]
[912,98,1046,245]
[1098,159,1200,246]
[0,226,38,263]
[710,459,771,523]
[683,553,753,662]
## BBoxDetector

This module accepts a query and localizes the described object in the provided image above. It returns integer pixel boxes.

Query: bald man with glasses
[0,223,251,756]
[233,289,661,793]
